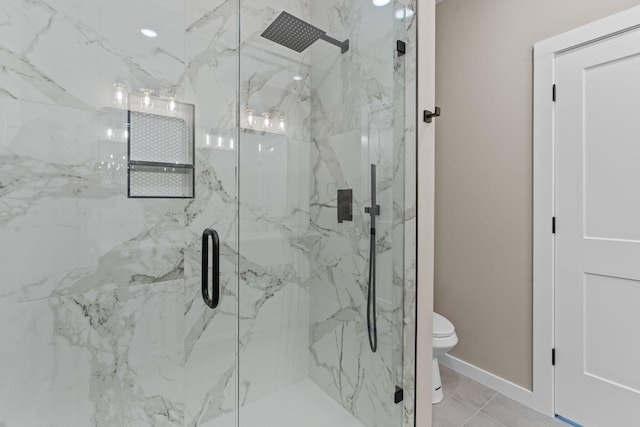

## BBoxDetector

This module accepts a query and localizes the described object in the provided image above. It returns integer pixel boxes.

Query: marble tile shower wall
[0,1,415,427]
[307,1,416,427]
[236,0,313,410]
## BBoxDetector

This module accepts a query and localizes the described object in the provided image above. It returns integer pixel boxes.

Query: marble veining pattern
[307,1,416,427]
[402,2,417,426]
[1,0,240,425]
[0,0,416,426]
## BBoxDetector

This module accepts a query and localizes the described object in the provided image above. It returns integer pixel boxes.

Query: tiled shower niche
[127,92,195,198]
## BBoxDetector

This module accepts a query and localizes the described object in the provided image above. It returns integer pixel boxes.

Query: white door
[555,27,640,426]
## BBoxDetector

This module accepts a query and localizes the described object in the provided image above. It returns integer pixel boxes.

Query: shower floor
[204,378,365,427]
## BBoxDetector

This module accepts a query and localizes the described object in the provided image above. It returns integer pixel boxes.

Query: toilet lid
[433,312,455,338]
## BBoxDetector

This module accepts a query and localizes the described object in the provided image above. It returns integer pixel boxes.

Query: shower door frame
[416,0,435,426]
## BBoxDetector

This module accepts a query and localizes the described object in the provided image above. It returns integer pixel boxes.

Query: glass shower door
[0,0,411,425]
[0,0,239,426]
[236,1,407,426]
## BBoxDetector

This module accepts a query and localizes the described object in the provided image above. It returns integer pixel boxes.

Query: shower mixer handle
[202,228,220,309]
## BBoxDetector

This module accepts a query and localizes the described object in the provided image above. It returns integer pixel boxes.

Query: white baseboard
[440,354,536,409]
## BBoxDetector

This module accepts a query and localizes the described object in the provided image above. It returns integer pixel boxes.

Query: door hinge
[394,386,404,404]
[552,217,556,234]
[552,348,556,366]
[396,40,406,56]
[552,84,557,102]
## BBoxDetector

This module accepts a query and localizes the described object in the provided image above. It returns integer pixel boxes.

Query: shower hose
[367,224,378,353]
[366,163,378,354]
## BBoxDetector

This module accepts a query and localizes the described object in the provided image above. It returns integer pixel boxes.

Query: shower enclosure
[0,0,417,426]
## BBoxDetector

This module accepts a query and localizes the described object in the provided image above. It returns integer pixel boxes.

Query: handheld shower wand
[365,164,380,353]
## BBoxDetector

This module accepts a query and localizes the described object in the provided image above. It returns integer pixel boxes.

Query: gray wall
[434,0,640,389]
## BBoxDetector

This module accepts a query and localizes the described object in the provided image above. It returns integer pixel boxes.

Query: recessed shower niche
[127,91,195,198]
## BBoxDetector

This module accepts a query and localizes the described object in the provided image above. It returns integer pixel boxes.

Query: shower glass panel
[0,0,239,425]
[237,1,407,426]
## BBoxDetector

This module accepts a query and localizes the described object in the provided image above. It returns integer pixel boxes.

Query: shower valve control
[337,189,353,223]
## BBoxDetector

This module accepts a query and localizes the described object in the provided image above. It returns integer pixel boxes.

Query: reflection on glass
[113,83,127,106]
[141,89,154,109]
[395,7,415,20]
[167,95,177,113]
[240,130,288,234]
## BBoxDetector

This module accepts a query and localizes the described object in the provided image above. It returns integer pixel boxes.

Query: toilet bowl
[432,312,458,404]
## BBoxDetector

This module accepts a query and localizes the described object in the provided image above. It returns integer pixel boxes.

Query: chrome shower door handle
[202,228,220,309]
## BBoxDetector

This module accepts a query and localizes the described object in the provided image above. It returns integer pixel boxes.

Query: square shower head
[261,11,327,53]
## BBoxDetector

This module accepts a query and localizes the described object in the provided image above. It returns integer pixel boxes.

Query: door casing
[533,4,640,418]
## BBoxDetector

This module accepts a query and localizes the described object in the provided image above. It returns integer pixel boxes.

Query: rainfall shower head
[261,11,349,54]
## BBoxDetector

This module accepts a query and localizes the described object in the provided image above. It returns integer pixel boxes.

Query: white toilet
[432,312,458,404]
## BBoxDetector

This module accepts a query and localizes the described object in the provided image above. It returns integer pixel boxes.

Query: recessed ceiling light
[395,8,415,19]
[141,28,158,38]
[373,0,391,6]
[293,75,303,81]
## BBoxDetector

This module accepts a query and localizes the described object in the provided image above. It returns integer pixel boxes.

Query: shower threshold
[203,378,365,427]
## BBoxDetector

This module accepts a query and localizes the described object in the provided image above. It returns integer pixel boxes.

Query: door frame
[533,4,640,417]
[416,0,436,426]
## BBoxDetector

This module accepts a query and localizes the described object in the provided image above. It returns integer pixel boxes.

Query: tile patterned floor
[434,366,568,427]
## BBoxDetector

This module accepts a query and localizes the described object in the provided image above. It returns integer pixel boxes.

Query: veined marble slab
[0,0,416,426]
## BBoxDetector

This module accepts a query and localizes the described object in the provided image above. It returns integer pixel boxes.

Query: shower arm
[319,34,350,54]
